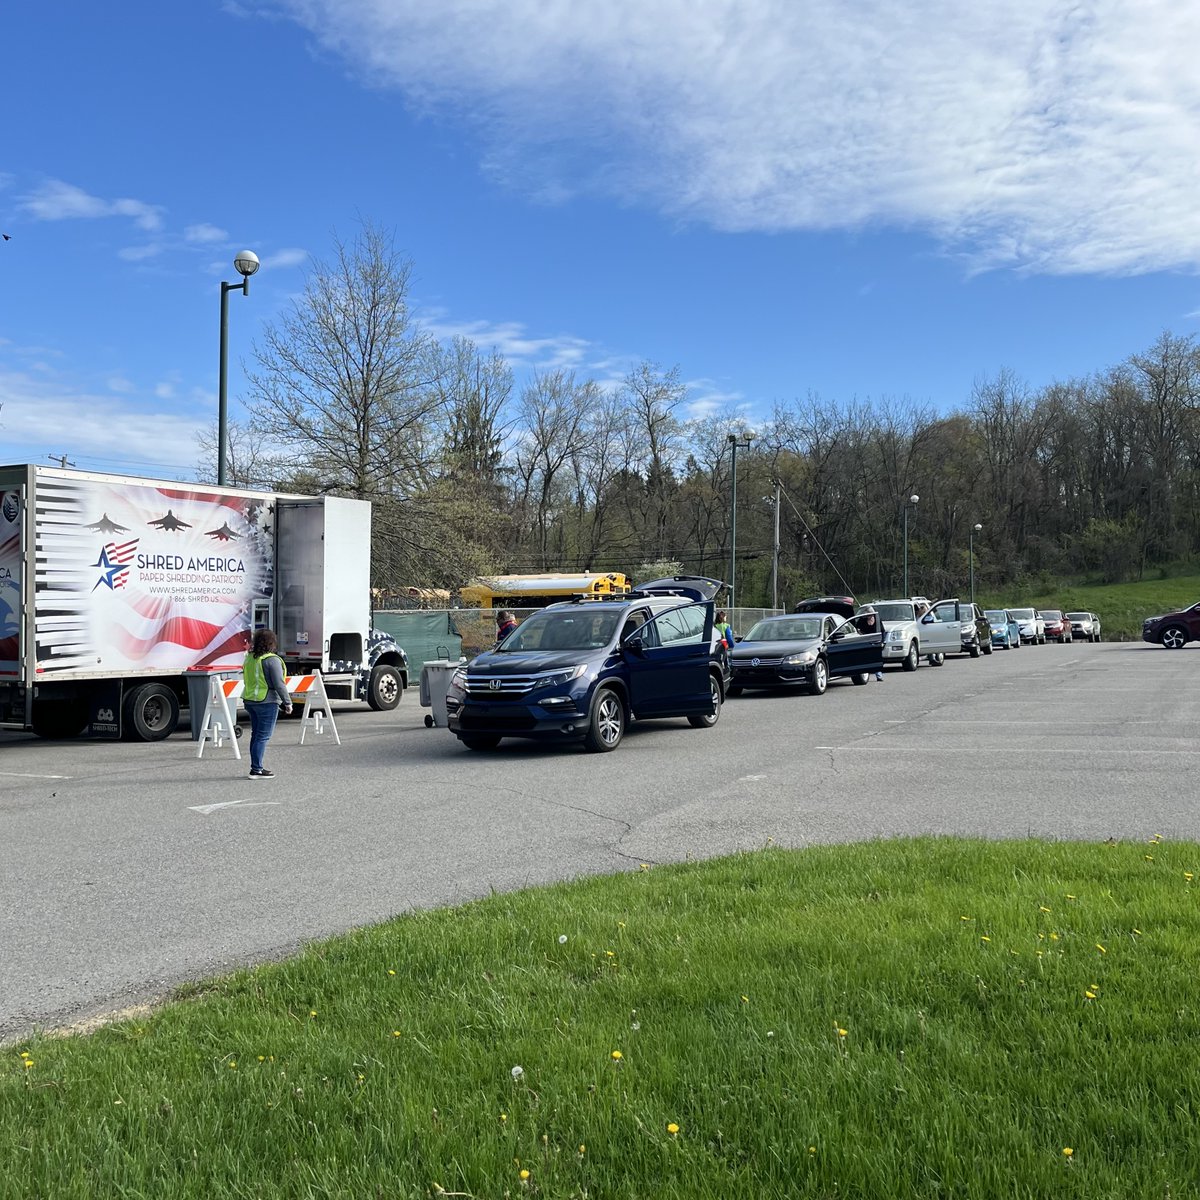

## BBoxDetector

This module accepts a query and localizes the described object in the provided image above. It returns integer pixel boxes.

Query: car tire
[982,639,993,655]
[459,735,501,750]
[687,674,723,727]
[584,687,626,752]
[1161,625,1188,650]
[366,663,402,710]
[807,658,829,695]
[851,672,869,685]
[726,684,743,697]
[124,682,180,741]
[969,639,981,658]
[902,642,919,672]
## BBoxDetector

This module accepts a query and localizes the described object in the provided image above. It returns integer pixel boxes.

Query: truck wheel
[584,687,625,752]
[124,682,180,741]
[366,664,402,710]
[902,643,919,672]
[30,699,89,739]
[687,674,723,727]
[1161,625,1187,649]
[459,735,501,750]
[807,658,828,695]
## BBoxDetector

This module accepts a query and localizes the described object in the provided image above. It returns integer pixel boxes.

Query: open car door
[635,576,724,603]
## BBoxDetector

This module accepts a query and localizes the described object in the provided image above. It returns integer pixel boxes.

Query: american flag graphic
[93,538,140,591]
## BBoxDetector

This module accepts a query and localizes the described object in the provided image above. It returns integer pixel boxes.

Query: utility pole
[771,478,781,611]
[48,453,75,469]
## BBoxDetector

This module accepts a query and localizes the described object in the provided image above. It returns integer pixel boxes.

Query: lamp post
[727,431,754,611]
[969,522,983,607]
[902,493,919,597]
[217,250,261,487]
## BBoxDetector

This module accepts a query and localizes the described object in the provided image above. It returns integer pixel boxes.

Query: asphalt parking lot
[2,640,1197,1041]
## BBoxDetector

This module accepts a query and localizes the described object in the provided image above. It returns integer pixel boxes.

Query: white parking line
[189,799,281,815]
[815,745,1200,754]
[0,771,72,780]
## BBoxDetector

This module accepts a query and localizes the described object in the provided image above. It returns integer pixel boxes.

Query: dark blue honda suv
[445,577,726,753]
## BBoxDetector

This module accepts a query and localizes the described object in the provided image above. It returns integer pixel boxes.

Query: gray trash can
[420,659,463,728]
[184,669,242,741]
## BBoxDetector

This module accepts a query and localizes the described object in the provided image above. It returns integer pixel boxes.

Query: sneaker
[875,672,884,681]
[249,768,275,779]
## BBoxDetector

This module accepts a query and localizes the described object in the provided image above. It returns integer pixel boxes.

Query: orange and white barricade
[196,675,243,760]
[286,672,341,746]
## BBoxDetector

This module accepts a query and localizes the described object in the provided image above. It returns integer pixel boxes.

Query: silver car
[1066,611,1102,642]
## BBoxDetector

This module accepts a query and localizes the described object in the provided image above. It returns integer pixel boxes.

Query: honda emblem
[488,678,502,691]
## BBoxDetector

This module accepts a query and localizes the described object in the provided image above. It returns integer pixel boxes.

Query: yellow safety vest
[243,652,282,702]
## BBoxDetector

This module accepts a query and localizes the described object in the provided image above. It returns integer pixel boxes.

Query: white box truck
[0,465,408,740]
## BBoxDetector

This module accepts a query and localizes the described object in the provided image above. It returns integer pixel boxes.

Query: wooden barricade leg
[297,672,341,746]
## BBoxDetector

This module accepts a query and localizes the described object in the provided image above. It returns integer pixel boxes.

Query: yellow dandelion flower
[228,1061,237,1069]
[1037,932,1045,940]
[618,920,626,928]
[741,994,749,1003]
[1085,991,1096,999]
[500,1113,508,1122]
[1036,950,1044,958]
[1065,894,1076,900]
[960,915,972,922]
[836,1028,848,1038]
[22,1060,34,1069]
[639,863,650,871]
[667,1122,679,1135]
[980,936,991,943]
[1095,943,1107,954]
[808,1145,817,1154]
[519,1168,530,1181]
[1185,873,1194,882]
[257,1055,265,1062]
[392,1030,402,1037]
[1132,928,1142,936]
[19,1052,30,1060]
[1062,1147,1073,1158]
[1049,932,1059,941]
[1145,855,1154,862]
[611,1049,623,1060]
[309,1010,317,1018]
[387,969,396,977]
[578,1144,586,1154]
[1039,906,1051,913]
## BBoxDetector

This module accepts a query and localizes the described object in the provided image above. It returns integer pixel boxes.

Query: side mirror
[830,630,845,643]
[624,636,646,658]
[921,613,934,624]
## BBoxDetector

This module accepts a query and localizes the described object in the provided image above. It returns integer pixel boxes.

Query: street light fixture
[217,250,261,487]
[727,430,754,612]
[903,493,919,597]
[969,522,983,607]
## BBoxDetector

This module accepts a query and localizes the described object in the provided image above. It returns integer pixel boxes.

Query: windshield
[872,602,915,623]
[1010,608,1035,619]
[499,610,620,652]
[1066,612,1089,621]
[1040,610,1061,619]
[984,610,1008,622]
[744,617,823,641]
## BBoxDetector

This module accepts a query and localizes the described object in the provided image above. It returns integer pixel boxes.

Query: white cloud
[185,223,229,243]
[419,311,593,369]
[268,247,309,269]
[21,179,164,231]
[272,0,1200,275]
[118,243,166,262]
[0,367,207,476]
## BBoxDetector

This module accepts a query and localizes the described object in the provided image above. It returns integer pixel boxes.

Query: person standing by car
[495,610,519,645]
[715,609,735,648]
[855,606,886,681]
[242,628,292,779]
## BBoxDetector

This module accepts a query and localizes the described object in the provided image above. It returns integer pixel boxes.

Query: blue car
[445,576,727,753]
[984,609,1021,650]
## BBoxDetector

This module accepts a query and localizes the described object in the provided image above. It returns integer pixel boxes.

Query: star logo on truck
[92,539,139,591]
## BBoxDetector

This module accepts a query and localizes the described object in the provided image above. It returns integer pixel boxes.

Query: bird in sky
[2,234,10,241]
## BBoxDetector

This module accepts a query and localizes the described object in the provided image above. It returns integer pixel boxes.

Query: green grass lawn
[980,574,1200,641]
[5,838,1200,1199]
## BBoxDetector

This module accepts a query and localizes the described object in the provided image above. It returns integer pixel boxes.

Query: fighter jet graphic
[147,510,192,532]
[84,513,130,534]
[205,522,241,542]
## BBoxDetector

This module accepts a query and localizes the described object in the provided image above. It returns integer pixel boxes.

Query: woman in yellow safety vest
[242,628,293,779]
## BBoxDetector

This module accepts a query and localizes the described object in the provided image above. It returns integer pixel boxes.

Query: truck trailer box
[0,465,406,739]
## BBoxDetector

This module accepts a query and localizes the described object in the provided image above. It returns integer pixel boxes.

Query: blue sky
[4,0,1200,480]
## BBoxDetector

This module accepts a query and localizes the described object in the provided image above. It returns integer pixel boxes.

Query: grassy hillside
[978,575,1200,642]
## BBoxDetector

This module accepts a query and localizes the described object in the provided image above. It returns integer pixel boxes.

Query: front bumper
[445,692,589,741]
[730,664,810,689]
[882,642,910,659]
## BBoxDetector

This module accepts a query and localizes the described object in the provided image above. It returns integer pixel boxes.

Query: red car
[1039,610,1072,643]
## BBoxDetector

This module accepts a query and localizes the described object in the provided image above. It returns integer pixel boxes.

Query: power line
[776,482,855,597]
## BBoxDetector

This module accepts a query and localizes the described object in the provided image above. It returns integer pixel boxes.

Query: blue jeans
[244,699,280,771]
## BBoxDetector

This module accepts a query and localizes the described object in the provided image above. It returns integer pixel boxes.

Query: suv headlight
[887,629,905,642]
[449,667,467,689]
[534,664,588,689]
[783,650,817,666]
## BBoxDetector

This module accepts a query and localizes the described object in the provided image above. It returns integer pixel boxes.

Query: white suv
[870,598,962,670]
[1008,607,1046,644]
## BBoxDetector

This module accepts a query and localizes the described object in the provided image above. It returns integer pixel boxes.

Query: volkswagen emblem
[488,678,502,691]
[751,657,760,667]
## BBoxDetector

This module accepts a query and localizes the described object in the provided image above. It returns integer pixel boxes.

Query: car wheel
[982,639,993,655]
[726,684,743,697]
[459,735,501,751]
[584,686,626,751]
[969,639,981,658]
[807,658,828,695]
[902,642,919,672]
[851,672,869,685]
[1161,625,1188,650]
[688,674,723,727]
